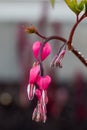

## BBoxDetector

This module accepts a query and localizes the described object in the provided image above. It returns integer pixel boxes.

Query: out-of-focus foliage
[50,0,87,13]
[64,0,84,14]
[50,0,55,7]
[84,0,87,12]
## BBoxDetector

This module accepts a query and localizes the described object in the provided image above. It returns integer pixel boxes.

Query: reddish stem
[71,46,87,67]
[35,31,47,39]
[68,13,87,50]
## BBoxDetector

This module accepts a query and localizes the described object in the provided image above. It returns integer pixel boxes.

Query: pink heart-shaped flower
[32,41,51,61]
[37,75,51,90]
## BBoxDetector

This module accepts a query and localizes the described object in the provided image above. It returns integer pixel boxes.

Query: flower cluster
[27,41,66,123]
[27,41,51,122]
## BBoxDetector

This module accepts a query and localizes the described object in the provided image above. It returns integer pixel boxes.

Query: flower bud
[25,25,37,34]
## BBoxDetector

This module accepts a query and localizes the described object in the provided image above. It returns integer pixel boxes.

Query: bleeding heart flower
[27,63,40,100]
[32,41,51,61]
[50,48,66,68]
[29,64,40,84]
[37,75,51,90]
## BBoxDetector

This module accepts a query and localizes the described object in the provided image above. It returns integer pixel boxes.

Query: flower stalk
[68,12,87,50]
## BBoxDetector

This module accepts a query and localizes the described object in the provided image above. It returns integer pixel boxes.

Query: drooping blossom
[27,84,36,100]
[32,89,49,123]
[31,76,51,122]
[37,75,51,90]
[27,39,52,123]
[55,49,66,67]
[29,63,40,83]
[27,63,40,100]
[32,41,51,61]
[50,48,66,68]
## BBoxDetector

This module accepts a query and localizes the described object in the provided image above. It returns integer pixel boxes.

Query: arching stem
[37,35,67,75]
[36,32,87,68]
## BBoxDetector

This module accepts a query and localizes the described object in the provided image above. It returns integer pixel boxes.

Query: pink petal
[29,65,40,83]
[32,107,37,121]
[27,84,36,100]
[32,102,42,122]
[35,89,42,100]
[32,41,41,59]
[42,43,52,61]
[41,90,48,106]
[55,49,66,64]
[32,101,47,123]
[37,75,51,90]
[32,41,51,61]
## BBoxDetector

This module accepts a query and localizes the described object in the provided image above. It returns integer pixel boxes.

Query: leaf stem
[68,13,87,50]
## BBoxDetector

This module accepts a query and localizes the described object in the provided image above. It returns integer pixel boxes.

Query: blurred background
[0,0,87,130]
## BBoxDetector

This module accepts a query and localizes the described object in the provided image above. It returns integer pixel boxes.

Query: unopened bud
[25,25,37,34]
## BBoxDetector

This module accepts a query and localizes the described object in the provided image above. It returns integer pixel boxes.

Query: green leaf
[50,0,55,7]
[77,1,84,13]
[64,0,84,14]
[65,0,79,14]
